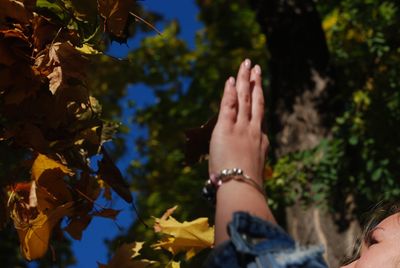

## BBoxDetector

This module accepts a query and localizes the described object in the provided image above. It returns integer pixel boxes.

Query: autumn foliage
[0,0,215,265]
[1,0,140,261]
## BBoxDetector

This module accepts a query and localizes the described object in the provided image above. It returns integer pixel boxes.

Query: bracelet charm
[202,168,265,204]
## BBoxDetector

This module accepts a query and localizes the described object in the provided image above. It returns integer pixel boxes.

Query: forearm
[214,179,276,245]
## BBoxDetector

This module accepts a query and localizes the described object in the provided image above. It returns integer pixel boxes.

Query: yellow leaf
[154,205,178,232]
[166,261,180,268]
[31,154,73,181]
[76,43,101,55]
[152,207,214,260]
[132,241,144,258]
[31,154,74,209]
[12,201,74,261]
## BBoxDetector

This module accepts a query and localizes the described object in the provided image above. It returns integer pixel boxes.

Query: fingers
[250,65,264,126]
[217,76,238,125]
[236,59,252,124]
[218,60,264,129]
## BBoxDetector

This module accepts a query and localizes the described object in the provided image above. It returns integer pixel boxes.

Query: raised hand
[209,59,275,244]
[209,59,269,186]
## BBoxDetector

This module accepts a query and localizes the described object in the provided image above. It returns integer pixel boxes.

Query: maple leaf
[32,15,80,52]
[0,29,42,105]
[64,215,92,240]
[152,206,214,260]
[11,201,74,261]
[0,28,30,66]
[184,116,217,165]
[166,261,180,268]
[98,242,158,268]
[98,147,133,203]
[0,0,34,24]
[36,41,89,96]
[31,154,73,178]
[92,208,121,220]
[31,154,74,210]
[3,123,49,152]
[154,205,178,232]
[97,0,137,42]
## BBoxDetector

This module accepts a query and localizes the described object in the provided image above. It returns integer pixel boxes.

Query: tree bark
[249,0,361,266]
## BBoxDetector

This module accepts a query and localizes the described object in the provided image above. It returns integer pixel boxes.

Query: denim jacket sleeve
[204,212,328,268]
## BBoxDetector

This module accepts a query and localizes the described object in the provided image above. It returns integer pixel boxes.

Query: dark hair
[342,201,400,265]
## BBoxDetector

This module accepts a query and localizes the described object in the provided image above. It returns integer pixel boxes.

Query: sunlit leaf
[152,207,214,260]
[12,201,74,261]
[166,261,180,268]
[76,43,101,55]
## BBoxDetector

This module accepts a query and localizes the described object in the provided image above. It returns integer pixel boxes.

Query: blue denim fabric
[204,212,328,268]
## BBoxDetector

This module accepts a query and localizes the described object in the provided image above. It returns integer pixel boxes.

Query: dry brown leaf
[12,201,74,261]
[0,29,41,105]
[1,65,41,105]
[92,208,121,220]
[76,172,101,203]
[98,242,157,268]
[97,0,137,42]
[32,15,80,52]
[64,215,92,240]
[0,28,30,66]
[6,123,49,152]
[35,42,88,97]
[184,116,217,165]
[35,183,62,212]
[0,0,33,24]
[98,148,132,203]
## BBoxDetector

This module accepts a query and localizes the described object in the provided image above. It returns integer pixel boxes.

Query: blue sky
[69,1,202,267]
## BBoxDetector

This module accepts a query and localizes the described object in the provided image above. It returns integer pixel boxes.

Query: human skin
[209,59,276,245]
[341,212,400,268]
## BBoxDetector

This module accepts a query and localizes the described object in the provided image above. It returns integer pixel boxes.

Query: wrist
[203,168,266,204]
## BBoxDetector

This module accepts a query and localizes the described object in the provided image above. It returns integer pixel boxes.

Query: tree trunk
[249,0,361,266]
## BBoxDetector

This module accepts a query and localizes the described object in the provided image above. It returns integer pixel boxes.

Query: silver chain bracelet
[202,168,266,204]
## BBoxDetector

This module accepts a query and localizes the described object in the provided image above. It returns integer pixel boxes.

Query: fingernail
[254,65,261,75]
[228,76,235,85]
[244,59,251,69]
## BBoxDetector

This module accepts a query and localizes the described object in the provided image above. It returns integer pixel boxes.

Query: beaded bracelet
[202,168,266,204]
